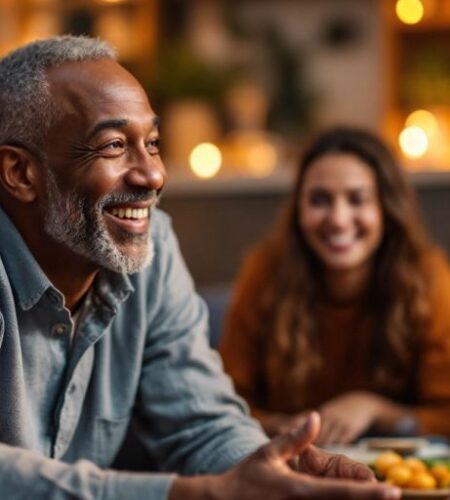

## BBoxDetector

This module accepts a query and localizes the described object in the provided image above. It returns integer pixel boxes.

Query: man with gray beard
[44,165,156,273]
[0,36,400,500]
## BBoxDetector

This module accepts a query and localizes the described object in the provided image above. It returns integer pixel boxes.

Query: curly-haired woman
[220,126,450,445]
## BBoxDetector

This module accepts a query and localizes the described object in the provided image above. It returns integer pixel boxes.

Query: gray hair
[0,35,116,163]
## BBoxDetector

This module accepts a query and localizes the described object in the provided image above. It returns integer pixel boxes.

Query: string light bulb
[189,143,222,179]
[399,126,429,159]
[395,0,425,25]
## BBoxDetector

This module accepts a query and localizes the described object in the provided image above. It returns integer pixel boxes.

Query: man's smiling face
[41,58,166,273]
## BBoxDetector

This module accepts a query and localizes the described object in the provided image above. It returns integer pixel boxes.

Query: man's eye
[97,139,125,157]
[104,140,124,150]
[147,138,160,155]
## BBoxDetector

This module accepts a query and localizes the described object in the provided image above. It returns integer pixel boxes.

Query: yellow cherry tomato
[407,471,437,490]
[386,464,413,486]
[430,464,450,488]
[375,452,403,476]
[404,457,427,474]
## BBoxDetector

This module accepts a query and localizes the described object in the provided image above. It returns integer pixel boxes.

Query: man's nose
[124,153,166,192]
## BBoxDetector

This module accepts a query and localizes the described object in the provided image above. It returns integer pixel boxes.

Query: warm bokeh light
[395,0,424,25]
[189,143,222,178]
[405,109,438,138]
[246,142,278,177]
[399,126,429,159]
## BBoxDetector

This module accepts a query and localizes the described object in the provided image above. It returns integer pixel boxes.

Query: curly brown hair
[261,126,431,397]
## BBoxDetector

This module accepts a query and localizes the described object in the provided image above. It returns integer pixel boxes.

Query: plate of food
[401,490,450,500]
[361,437,429,455]
[374,452,450,500]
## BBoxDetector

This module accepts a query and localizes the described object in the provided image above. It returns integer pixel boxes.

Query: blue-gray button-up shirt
[0,206,268,499]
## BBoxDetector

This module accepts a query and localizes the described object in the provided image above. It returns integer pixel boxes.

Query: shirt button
[54,442,63,455]
[52,323,68,336]
[67,383,77,394]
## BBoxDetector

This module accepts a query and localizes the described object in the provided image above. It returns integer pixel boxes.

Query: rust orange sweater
[220,246,450,437]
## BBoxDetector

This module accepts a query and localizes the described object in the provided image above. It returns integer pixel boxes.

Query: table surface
[323,439,450,464]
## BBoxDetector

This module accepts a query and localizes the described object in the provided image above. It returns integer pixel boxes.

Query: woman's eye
[349,192,371,206]
[309,192,331,207]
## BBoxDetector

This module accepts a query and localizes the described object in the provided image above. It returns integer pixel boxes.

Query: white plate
[360,437,429,455]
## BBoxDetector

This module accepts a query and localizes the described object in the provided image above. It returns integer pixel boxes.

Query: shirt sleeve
[0,442,175,500]
[414,249,450,435]
[131,215,269,475]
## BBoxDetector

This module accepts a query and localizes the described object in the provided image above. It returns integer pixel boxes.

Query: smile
[325,234,356,247]
[108,207,149,220]
[103,204,151,235]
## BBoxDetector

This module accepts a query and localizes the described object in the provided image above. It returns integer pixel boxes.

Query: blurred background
[1,0,450,294]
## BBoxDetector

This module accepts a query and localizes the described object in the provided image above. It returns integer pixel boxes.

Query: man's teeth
[109,207,149,220]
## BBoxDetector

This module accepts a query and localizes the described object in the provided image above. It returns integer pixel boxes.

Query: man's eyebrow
[86,119,128,141]
[152,115,160,128]
[85,115,160,142]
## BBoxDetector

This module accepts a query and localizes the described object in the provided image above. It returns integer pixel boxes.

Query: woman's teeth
[327,234,355,246]
[109,207,149,220]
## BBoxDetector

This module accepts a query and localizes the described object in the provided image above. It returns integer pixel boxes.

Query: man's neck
[44,263,97,312]
[25,229,98,312]
[2,201,99,312]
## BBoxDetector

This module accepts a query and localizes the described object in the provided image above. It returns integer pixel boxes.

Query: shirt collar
[0,206,134,311]
[95,268,134,312]
[0,206,52,310]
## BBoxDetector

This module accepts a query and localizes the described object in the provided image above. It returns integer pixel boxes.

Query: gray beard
[43,167,155,274]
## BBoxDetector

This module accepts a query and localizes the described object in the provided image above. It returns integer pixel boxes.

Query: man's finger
[294,475,401,499]
[299,446,375,481]
[263,411,321,462]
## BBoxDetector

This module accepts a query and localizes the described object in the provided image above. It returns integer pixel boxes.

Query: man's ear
[0,146,41,203]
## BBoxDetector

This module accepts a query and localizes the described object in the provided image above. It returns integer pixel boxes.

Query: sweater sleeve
[414,249,450,436]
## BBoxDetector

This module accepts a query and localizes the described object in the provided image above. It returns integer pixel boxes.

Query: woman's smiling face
[298,152,384,275]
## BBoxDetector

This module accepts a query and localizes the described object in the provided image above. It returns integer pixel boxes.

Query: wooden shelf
[0,0,157,65]
[383,0,450,170]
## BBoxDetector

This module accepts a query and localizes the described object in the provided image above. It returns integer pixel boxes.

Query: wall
[237,0,385,130]
[160,174,450,287]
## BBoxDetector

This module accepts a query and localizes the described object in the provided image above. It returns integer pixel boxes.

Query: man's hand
[262,411,311,437]
[169,412,401,499]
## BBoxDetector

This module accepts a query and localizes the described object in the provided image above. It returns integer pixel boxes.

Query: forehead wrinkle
[48,70,155,128]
